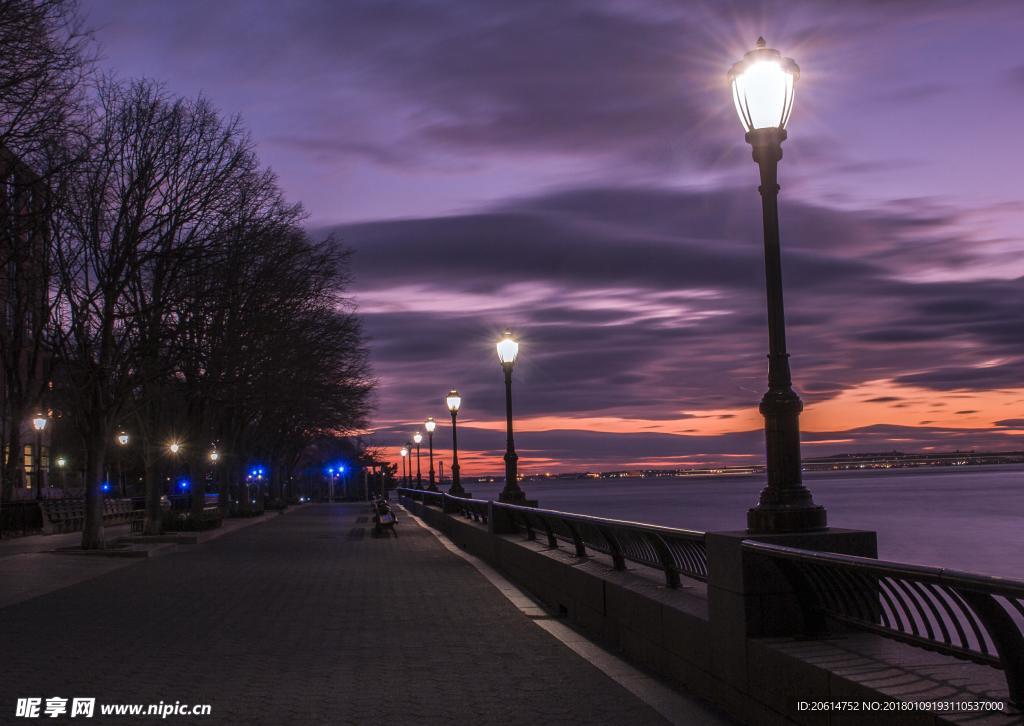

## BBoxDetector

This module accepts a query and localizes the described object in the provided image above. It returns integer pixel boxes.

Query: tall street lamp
[412,432,423,488]
[424,417,437,491]
[496,330,527,504]
[729,38,826,534]
[32,412,47,500]
[55,456,66,492]
[445,389,468,497]
[167,441,182,498]
[399,447,409,487]
[116,431,129,498]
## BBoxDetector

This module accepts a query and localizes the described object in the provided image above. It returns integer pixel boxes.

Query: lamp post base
[498,489,537,507]
[747,503,827,534]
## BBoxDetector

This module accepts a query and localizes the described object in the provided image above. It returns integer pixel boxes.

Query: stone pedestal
[705,528,877,692]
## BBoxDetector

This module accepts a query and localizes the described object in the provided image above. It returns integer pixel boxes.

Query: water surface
[460,465,1024,579]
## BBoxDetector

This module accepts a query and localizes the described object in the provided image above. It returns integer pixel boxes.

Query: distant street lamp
[399,447,409,487]
[412,432,423,488]
[166,441,182,498]
[729,38,826,533]
[55,456,66,492]
[209,449,219,463]
[32,412,47,500]
[424,417,437,491]
[116,431,129,497]
[445,390,467,497]
[496,330,527,503]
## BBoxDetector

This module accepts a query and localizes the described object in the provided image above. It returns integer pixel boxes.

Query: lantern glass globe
[728,38,799,133]
[424,417,436,433]
[496,330,519,365]
[446,390,462,413]
[413,432,423,445]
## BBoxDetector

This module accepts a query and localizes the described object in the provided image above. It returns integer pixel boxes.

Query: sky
[83,0,1024,475]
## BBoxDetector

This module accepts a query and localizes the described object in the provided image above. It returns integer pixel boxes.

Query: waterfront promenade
[0,504,726,725]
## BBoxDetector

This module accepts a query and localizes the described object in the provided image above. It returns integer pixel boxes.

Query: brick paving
[0,503,672,725]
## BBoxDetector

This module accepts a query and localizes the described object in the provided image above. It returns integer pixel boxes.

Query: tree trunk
[2,420,22,503]
[190,453,204,518]
[142,445,162,535]
[217,463,228,512]
[80,430,106,549]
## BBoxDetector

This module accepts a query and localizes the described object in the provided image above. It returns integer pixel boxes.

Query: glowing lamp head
[168,441,181,455]
[424,417,436,434]
[445,390,462,414]
[56,457,66,468]
[728,38,799,134]
[413,432,423,445]
[400,447,408,458]
[496,329,519,366]
[117,431,129,446]
[32,413,47,432]
[209,450,220,462]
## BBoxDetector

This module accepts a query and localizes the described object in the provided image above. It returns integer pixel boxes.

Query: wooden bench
[163,504,224,532]
[40,498,145,534]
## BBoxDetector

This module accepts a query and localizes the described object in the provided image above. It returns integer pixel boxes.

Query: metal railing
[396,488,487,522]
[447,496,490,524]
[745,540,1024,707]
[397,489,708,588]
[496,502,707,587]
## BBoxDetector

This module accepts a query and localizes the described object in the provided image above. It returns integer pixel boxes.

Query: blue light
[327,467,334,475]
[177,479,190,491]
[101,482,111,493]
[338,465,346,473]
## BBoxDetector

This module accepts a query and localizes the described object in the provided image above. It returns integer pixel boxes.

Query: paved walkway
[0,504,696,725]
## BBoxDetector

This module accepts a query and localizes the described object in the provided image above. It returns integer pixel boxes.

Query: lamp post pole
[32,413,47,501]
[445,390,468,497]
[496,331,526,504]
[34,429,43,500]
[117,432,129,498]
[425,418,437,491]
[413,432,422,488]
[729,38,826,534]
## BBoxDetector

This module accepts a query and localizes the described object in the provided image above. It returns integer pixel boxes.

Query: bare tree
[51,79,259,548]
[0,0,92,508]
[0,0,92,166]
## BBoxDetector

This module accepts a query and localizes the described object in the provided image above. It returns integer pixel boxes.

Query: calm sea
[461,465,1024,579]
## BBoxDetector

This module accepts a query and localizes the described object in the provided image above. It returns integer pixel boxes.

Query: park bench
[40,498,144,534]
[162,503,224,531]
